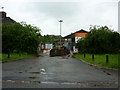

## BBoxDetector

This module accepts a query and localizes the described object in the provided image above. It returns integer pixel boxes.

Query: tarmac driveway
[2,53,118,88]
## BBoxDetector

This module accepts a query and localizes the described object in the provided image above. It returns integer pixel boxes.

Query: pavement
[2,53,118,88]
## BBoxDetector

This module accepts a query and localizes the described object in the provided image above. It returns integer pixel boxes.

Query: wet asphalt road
[2,53,118,88]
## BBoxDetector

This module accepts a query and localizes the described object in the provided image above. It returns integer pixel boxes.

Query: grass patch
[2,53,36,62]
[73,53,119,69]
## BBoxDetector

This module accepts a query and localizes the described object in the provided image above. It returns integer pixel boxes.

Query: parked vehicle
[50,45,70,57]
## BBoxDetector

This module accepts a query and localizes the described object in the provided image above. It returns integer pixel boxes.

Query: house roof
[0,11,16,24]
[64,29,88,38]
[0,17,16,24]
[74,29,88,33]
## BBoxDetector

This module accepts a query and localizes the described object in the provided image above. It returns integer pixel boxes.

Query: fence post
[7,53,10,58]
[92,54,94,61]
[84,53,86,58]
[106,55,109,64]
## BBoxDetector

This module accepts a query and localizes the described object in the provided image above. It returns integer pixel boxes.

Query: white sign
[75,37,82,43]
[45,44,53,49]
[73,46,78,53]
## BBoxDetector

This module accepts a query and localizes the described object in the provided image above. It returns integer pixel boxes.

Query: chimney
[0,11,6,18]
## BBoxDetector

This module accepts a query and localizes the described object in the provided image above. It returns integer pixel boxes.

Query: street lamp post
[59,20,63,45]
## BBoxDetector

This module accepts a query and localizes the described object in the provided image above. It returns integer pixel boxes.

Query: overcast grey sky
[0,0,119,36]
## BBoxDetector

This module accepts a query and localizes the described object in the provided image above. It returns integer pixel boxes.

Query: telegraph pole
[59,20,63,45]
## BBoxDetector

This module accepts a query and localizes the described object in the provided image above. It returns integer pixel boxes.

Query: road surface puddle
[29,72,40,74]
[28,77,38,79]
[18,72,23,73]
[3,76,20,80]
[32,81,41,83]
[103,70,111,75]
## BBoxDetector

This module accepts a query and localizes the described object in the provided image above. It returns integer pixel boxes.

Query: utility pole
[59,20,63,45]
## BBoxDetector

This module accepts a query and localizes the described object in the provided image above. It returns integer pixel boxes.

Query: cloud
[1,1,118,36]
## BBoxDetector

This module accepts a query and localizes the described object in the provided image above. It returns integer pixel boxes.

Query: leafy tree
[77,25,120,54]
[40,35,60,43]
[2,22,41,58]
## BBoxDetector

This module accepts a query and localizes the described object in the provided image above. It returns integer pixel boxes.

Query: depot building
[63,29,89,43]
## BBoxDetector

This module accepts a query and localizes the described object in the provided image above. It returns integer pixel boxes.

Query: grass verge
[2,53,36,63]
[73,53,119,69]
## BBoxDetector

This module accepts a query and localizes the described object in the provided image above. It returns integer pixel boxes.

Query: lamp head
[59,20,63,22]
